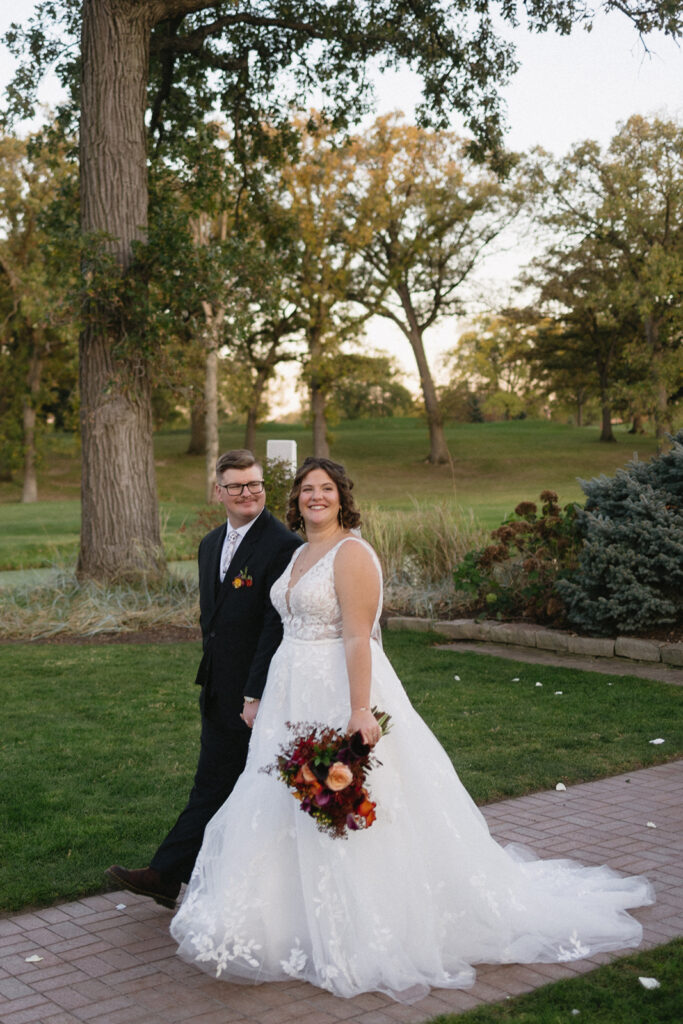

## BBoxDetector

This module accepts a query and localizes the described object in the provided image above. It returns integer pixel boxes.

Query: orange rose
[357,797,376,826]
[325,762,354,791]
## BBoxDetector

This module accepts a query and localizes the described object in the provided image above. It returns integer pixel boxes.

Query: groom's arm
[243,532,302,701]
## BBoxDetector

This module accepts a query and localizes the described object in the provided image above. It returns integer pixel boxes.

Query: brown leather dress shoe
[105,865,180,910]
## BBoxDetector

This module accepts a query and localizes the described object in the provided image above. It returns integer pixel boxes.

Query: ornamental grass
[0,571,199,641]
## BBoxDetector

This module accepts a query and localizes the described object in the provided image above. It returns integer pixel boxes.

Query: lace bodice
[271,536,383,643]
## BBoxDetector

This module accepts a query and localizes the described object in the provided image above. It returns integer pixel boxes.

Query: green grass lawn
[1,631,680,913]
[0,418,663,569]
[430,939,683,1024]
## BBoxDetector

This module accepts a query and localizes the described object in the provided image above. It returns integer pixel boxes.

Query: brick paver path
[2,760,681,1024]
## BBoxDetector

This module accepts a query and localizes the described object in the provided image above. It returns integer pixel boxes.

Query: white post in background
[266,439,298,475]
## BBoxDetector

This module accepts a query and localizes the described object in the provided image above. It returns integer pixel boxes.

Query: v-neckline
[285,537,347,606]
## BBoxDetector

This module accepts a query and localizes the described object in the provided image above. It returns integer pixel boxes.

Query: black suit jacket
[194,508,302,729]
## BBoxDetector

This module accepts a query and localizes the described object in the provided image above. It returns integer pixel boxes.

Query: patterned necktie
[220,530,240,583]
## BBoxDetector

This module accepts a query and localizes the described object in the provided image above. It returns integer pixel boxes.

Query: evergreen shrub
[556,431,683,636]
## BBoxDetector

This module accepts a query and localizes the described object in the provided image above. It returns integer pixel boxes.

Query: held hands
[347,707,381,747]
[240,699,260,729]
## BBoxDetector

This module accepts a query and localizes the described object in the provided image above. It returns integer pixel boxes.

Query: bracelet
[352,706,370,712]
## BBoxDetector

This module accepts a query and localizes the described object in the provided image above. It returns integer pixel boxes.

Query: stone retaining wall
[386,616,683,668]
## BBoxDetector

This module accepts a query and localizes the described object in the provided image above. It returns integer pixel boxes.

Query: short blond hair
[215,450,262,479]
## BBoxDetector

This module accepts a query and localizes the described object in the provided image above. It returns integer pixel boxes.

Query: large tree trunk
[21,345,41,503]
[644,317,670,449]
[187,395,207,454]
[575,389,584,427]
[244,367,269,452]
[244,405,258,454]
[307,329,330,458]
[78,1,163,580]
[396,286,450,465]
[310,384,329,458]
[599,400,615,442]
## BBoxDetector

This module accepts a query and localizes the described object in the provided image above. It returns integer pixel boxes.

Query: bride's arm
[334,541,382,746]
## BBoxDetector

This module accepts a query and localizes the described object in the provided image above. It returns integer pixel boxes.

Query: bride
[170,456,654,1004]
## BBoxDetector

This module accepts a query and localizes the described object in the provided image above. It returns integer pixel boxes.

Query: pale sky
[2,3,681,404]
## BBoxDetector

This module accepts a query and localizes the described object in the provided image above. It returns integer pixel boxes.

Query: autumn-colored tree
[280,123,377,456]
[350,116,525,463]
[5,2,680,576]
[0,131,78,501]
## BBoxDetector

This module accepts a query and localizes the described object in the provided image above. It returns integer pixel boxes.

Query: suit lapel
[212,510,271,613]
[209,523,227,602]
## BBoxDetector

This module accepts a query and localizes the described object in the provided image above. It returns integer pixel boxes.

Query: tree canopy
[3,0,682,578]
[528,114,683,443]
[5,1,681,155]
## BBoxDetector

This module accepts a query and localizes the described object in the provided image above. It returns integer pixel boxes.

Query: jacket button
[209,631,216,638]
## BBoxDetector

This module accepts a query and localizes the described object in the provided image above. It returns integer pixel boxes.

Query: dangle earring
[337,508,343,527]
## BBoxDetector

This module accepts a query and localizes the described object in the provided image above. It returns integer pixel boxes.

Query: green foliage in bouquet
[556,431,683,637]
[454,491,581,625]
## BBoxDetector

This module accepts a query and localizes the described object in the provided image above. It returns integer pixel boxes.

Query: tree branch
[148,0,219,24]
[150,11,345,57]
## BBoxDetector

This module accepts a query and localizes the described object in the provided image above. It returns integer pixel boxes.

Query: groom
[106,449,302,908]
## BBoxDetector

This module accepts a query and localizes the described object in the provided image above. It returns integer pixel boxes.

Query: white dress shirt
[218,511,262,582]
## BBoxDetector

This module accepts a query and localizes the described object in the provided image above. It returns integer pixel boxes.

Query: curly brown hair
[286,457,361,534]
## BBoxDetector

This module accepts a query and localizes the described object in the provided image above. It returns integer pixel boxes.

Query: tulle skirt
[170,636,654,1003]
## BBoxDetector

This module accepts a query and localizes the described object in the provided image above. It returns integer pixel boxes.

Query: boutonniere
[232,567,253,589]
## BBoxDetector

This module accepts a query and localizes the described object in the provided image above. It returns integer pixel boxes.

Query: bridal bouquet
[263,708,391,839]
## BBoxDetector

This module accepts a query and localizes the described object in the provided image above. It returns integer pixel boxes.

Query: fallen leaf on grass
[649,738,665,745]
[638,977,661,990]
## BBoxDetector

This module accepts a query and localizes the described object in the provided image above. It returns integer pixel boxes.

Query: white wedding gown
[171,537,654,1004]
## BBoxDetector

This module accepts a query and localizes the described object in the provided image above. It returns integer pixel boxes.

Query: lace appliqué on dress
[170,534,654,1003]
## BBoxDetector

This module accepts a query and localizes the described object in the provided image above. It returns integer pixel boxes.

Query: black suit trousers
[150,714,250,885]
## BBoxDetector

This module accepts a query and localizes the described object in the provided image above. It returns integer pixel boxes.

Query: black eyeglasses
[217,480,265,496]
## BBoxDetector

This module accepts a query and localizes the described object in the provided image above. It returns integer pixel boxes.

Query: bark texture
[396,285,450,464]
[308,329,330,458]
[78,0,163,579]
[187,396,207,454]
[599,401,616,443]
[244,366,269,453]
